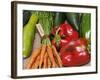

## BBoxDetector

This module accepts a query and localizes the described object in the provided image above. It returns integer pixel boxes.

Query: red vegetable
[60,39,90,67]
[58,22,79,48]
[51,27,58,36]
[59,22,73,37]
[59,22,79,39]
[75,38,88,46]
[60,37,72,47]
[51,39,56,46]
[70,30,79,40]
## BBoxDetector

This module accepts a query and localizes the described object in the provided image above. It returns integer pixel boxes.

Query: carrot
[52,45,62,67]
[54,57,59,67]
[31,54,40,69]
[43,52,48,68]
[47,57,51,68]
[39,44,46,68]
[47,45,57,68]
[26,47,41,69]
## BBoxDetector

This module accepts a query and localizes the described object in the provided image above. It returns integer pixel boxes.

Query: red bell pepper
[60,38,90,67]
[59,22,79,39]
[60,37,72,47]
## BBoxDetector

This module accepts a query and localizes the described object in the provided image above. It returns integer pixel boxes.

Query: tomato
[60,39,90,67]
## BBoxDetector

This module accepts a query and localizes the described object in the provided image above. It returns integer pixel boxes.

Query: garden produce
[47,56,51,68]
[60,37,72,47]
[43,52,48,68]
[26,12,62,69]
[39,45,47,68]
[32,54,40,69]
[26,47,41,69]
[75,38,88,46]
[23,11,91,69]
[52,45,62,67]
[60,39,90,66]
[51,22,79,49]
[80,13,91,51]
[51,34,61,51]
[59,22,79,39]
[47,45,58,67]
[23,13,38,58]
[50,12,66,41]
[80,13,91,40]
[23,10,31,26]
[26,45,62,69]
[37,12,54,36]
[65,13,82,31]
[54,12,66,27]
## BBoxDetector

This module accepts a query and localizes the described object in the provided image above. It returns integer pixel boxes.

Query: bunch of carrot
[26,12,62,69]
[26,44,62,69]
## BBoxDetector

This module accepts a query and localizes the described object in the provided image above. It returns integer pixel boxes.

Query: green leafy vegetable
[35,11,54,45]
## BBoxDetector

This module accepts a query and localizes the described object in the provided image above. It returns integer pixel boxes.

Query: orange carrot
[39,44,46,68]
[47,45,57,68]
[31,54,40,69]
[26,47,41,69]
[47,57,51,68]
[52,45,62,67]
[43,52,48,68]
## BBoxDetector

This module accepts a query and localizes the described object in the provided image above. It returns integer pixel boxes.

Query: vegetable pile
[26,12,62,69]
[23,11,91,69]
[26,45,62,69]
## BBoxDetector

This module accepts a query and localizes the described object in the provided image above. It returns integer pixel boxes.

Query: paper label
[36,23,44,37]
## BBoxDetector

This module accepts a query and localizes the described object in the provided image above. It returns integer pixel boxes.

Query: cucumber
[54,12,66,27]
[80,13,91,40]
[80,13,91,52]
[23,13,38,58]
[65,13,81,31]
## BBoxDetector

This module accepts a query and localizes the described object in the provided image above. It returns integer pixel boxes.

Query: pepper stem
[55,27,60,35]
